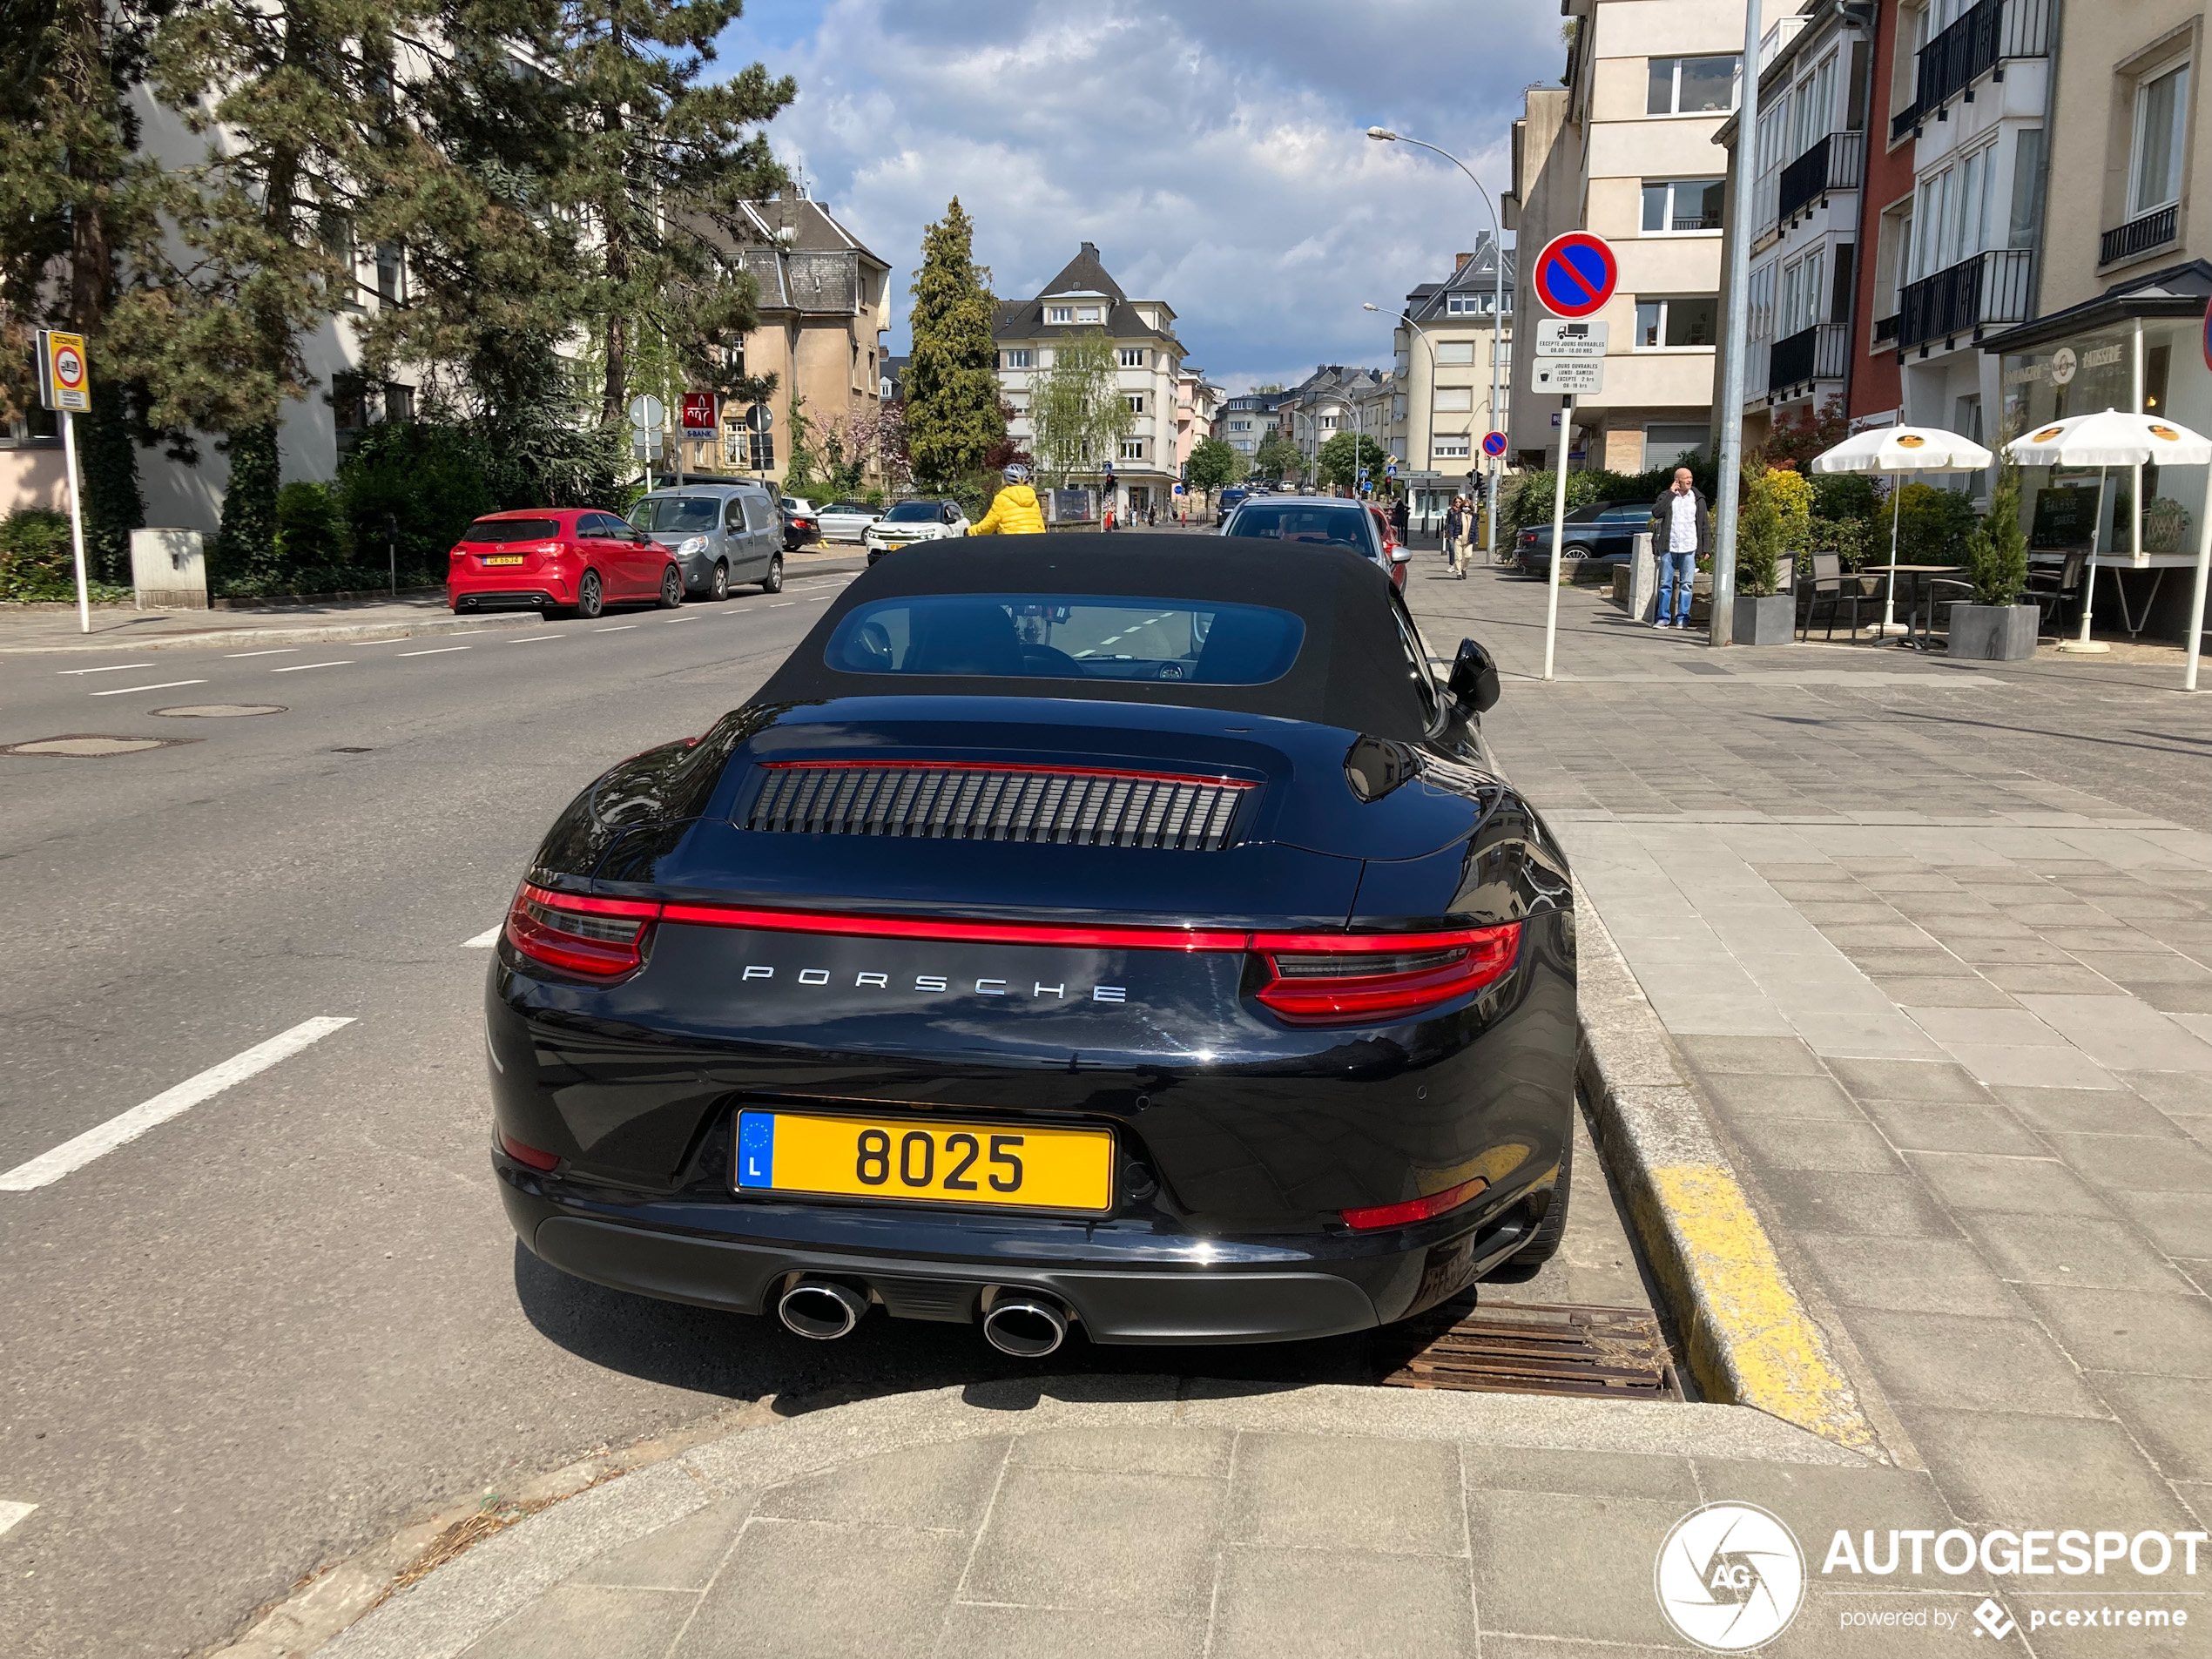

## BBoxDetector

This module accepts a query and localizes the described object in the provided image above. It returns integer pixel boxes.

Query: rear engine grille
[745,763,1251,850]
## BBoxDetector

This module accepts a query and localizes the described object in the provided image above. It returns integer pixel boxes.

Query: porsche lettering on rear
[738,964,1127,1001]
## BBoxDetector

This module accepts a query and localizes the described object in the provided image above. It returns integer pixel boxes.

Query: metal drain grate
[1378,1300,1680,1399]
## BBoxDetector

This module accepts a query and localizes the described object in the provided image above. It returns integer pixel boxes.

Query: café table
[1858,565,1967,650]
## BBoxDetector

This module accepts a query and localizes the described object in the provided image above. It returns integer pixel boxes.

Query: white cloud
[718,0,1558,390]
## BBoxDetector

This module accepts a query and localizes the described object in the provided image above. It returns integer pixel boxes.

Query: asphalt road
[0,550,1655,1659]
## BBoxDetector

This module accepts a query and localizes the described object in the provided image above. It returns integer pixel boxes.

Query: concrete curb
[1571,884,1883,1456]
[0,610,545,655]
[309,1376,1862,1659]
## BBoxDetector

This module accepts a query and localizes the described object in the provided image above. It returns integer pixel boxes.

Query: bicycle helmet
[1001,462,1032,486]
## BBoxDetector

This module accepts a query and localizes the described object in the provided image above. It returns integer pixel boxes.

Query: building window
[1644,423,1710,464]
[1434,435,1471,458]
[374,242,405,306]
[1433,388,1474,413]
[2130,60,2189,218]
[1789,52,1838,160]
[1118,347,1144,367]
[1635,296,1719,347]
[1046,305,1074,323]
[1317,413,1339,431]
[1119,439,1145,462]
[1076,306,1102,323]
[1229,419,1251,432]
[1641,179,1725,233]
[1911,142,1995,279]
[1232,439,1253,452]
[1778,248,1825,335]
[1436,341,1475,365]
[1002,348,1032,369]
[1647,54,1740,116]
[1444,293,1498,315]
[1125,394,1145,414]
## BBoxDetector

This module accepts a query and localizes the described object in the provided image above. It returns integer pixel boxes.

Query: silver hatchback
[628,482,786,599]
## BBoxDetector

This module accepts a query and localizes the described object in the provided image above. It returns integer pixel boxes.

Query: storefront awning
[1979,260,2212,357]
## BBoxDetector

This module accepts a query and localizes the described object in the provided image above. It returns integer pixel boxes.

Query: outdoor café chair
[2023,550,2086,635]
[1797,550,1865,641]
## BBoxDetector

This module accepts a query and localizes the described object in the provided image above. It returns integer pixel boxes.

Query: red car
[447,509,684,620]
[1369,504,1410,592]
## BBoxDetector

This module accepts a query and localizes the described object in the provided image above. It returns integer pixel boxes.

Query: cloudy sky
[714,0,1562,392]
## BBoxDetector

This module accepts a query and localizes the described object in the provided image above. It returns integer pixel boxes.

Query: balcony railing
[2101,203,2179,267]
[1896,247,2032,352]
[1767,323,1850,395]
[1891,0,2050,139]
[1776,131,1866,226]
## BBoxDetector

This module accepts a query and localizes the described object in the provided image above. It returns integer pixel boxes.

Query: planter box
[1946,603,2039,661]
[1732,592,1794,646]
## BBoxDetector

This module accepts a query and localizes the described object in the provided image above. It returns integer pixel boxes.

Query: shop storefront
[1984,263,2212,644]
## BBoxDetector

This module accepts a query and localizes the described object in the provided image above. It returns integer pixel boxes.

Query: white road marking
[0,1017,354,1192]
[507,634,564,645]
[768,602,796,608]
[664,615,695,623]
[462,925,503,947]
[269,661,351,673]
[90,678,206,697]
[592,624,637,633]
[224,648,297,658]
[58,663,154,675]
[399,646,470,658]
[0,1501,34,1538]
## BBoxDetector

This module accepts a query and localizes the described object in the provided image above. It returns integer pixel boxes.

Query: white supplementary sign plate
[1534,360,1604,395]
[1534,320,1608,358]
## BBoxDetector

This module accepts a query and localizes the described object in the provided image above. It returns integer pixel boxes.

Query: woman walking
[1442,496,1465,577]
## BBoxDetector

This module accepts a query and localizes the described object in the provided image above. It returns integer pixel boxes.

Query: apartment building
[1281,365,1390,480]
[1975,0,2211,641]
[1505,0,1743,475]
[1717,2,1875,449]
[1174,368,1226,478]
[1390,233,1516,510]
[1214,392,1288,462]
[994,243,1185,516]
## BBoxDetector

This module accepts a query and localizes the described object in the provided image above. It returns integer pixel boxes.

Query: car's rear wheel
[760,553,784,593]
[1502,1106,1572,1269]
[570,570,604,621]
[710,561,729,602]
[658,564,683,609]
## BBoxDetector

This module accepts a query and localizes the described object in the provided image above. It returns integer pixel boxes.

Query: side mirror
[1448,637,1501,714]
[1390,546,1412,564]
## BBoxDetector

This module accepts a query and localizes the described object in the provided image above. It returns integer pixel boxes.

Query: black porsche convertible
[488,536,1576,1356]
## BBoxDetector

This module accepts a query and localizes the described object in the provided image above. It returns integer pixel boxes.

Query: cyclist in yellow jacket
[968,462,1046,535]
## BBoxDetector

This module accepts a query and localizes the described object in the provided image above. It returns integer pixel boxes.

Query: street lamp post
[1368,128,1507,565]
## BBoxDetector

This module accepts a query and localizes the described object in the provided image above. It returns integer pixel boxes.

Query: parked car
[1220,496,1412,591]
[486,539,1568,1353]
[864,499,969,563]
[629,482,786,597]
[1514,500,1652,583]
[817,500,882,543]
[780,496,820,552]
[448,508,685,620]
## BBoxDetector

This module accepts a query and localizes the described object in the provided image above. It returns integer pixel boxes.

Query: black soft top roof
[758,533,1432,738]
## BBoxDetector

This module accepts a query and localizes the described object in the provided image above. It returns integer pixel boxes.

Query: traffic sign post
[1530,232,1619,683]
[1481,431,1507,459]
[36,330,92,633]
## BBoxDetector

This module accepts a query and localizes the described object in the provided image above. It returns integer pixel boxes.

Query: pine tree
[905,199,1004,489]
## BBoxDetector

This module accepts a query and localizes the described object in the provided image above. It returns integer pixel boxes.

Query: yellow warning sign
[38,330,89,413]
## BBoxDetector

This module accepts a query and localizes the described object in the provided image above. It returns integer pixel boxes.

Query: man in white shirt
[1648,468,1710,629]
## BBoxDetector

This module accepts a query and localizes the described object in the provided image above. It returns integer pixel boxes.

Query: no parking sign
[1481,431,1507,459]
[1530,233,1618,320]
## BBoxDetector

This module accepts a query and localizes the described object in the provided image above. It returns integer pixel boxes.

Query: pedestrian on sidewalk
[1389,496,1408,547]
[1649,468,1710,629]
[1442,496,1464,577]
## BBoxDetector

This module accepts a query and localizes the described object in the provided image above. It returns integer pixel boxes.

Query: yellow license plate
[736,1110,1112,1214]
[481,554,526,566]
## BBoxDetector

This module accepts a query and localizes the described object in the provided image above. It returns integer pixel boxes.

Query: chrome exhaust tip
[777,1278,867,1340]
[981,1296,1069,1358]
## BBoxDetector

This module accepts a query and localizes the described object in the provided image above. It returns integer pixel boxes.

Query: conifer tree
[904,199,1003,489]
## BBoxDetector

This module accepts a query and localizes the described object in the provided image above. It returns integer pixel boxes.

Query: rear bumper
[450,570,577,610]
[498,1170,1544,1344]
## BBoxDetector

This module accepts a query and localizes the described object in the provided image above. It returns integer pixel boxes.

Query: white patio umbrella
[1811,426,1995,637]
[2006,409,2212,678]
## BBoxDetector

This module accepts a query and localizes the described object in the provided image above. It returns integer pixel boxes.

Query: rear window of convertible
[462,516,559,543]
[826,594,1305,685]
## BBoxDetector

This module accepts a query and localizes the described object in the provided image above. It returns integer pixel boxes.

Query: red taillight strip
[1341,1175,1488,1231]
[515,884,1523,969]
[755,759,1257,790]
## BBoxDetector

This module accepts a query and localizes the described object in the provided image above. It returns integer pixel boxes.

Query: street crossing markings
[224,648,297,658]
[399,646,470,658]
[58,663,154,675]
[90,678,206,697]
[0,1016,355,1192]
[0,1501,34,1539]
[269,661,352,673]
[462,924,503,947]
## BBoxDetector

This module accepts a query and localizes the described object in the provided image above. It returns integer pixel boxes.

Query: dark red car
[448,509,684,620]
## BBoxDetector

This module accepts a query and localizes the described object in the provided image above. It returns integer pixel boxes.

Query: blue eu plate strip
[736,1111,775,1189]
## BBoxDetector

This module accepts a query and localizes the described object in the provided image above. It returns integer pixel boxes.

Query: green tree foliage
[335,418,495,568]
[1183,435,1240,500]
[213,421,280,581]
[1317,431,1388,493]
[1810,469,1879,523]
[1965,456,2030,606]
[272,478,354,565]
[1251,431,1300,482]
[904,199,1004,489]
[1889,482,1979,566]
[1028,327,1129,486]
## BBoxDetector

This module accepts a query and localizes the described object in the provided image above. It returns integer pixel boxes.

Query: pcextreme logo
[1655,1503,1806,1651]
